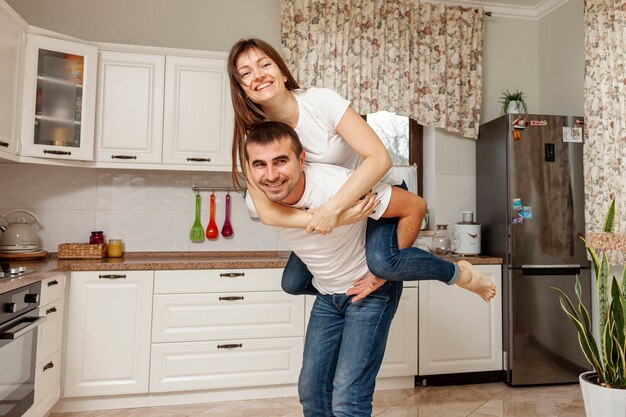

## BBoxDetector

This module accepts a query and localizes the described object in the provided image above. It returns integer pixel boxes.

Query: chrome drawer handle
[46,306,57,315]
[47,280,59,287]
[43,149,71,156]
[219,296,244,301]
[219,272,245,278]
[186,157,211,162]
[98,274,127,279]
[43,362,54,372]
[111,155,138,160]
[217,343,243,349]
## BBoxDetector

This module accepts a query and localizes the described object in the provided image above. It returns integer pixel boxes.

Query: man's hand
[346,272,387,302]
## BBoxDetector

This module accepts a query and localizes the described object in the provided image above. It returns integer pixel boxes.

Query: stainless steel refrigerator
[477,114,592,386]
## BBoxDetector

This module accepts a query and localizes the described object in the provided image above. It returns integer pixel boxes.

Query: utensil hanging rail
[191,185,246,193]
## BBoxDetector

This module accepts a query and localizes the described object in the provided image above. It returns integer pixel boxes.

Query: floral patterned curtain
[584,0,625,263]
[280,0,485,139]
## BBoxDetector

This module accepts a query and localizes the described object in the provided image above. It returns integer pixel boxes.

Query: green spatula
[190,193,204,242]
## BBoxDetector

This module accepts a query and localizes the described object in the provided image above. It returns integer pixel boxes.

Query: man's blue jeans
[298,280,403,417]
[281,183,459,295]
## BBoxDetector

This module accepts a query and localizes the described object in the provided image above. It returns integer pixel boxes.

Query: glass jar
[89,231,104,244]
[430,225,451,255]
[107,239,123,258]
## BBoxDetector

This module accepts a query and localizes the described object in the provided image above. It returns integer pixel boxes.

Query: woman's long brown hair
[226,38,300,190]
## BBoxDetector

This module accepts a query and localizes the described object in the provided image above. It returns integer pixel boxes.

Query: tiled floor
[51,382,585,417]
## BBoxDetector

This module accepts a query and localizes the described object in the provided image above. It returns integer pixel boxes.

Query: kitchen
[0,0,591,417]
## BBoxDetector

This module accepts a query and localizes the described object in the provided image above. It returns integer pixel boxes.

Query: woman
[227,38,495,301]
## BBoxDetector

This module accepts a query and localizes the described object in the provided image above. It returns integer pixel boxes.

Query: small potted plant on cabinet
[499,89,527,114]
[554,196,626,417]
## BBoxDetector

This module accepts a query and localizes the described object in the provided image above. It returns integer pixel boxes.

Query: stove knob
[24,293,39,304]
[4,302,17,313]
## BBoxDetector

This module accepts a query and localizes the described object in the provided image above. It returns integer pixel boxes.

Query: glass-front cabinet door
[20,34,97,160]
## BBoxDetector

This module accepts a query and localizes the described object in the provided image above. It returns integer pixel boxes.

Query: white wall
[0,163,285,252]
[5,0,282,51]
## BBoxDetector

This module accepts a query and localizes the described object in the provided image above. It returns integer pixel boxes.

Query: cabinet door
[418,264,502,375]
[20,34,97,160]
[22,350,62,417]
[379,287,418,377]
[95,51,165,163]
[64,271,153,397]
[162,55,233,166]
[0,4,24,154]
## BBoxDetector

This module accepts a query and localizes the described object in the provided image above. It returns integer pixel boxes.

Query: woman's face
[235,48,288,106]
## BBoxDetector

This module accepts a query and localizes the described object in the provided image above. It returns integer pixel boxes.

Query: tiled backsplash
[0,163,285,252]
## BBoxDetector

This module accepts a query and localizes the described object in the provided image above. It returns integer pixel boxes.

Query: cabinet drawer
[154,269,283,294]
[150,336,303,392]
[34,350,62,414]
[36,298,64,365]
[152,291,304,342]
[39,274,66,306]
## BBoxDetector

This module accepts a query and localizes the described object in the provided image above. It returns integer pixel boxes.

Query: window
[365,112,424,196]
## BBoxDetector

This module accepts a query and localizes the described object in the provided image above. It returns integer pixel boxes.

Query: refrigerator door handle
[521,265,581,276]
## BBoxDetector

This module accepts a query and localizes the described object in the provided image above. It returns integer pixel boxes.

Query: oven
[0,281,44,417]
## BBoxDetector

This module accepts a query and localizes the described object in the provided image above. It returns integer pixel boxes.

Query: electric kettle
[0,209,42,252]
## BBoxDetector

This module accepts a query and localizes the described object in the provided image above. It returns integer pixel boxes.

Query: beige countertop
[0,251,503,294]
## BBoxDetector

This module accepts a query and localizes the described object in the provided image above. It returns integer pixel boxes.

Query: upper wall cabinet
[162,55,233,166]
[95,51,165,163]
[0,3,24,155]
[20,34,97,160]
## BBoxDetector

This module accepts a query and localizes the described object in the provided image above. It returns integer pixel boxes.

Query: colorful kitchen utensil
[221,192,234,238]
[206,192,219,239]
[189,193,204,242]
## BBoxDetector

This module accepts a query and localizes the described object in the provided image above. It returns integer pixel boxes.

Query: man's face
[246,137,305,203]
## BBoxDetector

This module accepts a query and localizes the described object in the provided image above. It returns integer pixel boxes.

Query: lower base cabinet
[418,264,502,375]
[64,271,154,397]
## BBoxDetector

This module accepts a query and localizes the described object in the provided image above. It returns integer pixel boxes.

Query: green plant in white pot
[499,89,527,115]
[553,197,626,417]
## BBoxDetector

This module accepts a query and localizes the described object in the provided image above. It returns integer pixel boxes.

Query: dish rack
[57,243,107,259]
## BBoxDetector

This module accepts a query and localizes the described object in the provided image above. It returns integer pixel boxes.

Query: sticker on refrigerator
[512,212,524,224]
[522,206,533,219]
[530,120,548,126]
[512,198,523,212]
[563,126,583,143]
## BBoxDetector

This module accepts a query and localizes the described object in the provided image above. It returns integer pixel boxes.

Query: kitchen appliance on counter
[0,210,42,253]
[453,211,481,255]
[477,114,590,386]
[0,280,44,417]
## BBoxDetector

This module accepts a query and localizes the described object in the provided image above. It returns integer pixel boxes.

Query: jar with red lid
[90,231,105,244]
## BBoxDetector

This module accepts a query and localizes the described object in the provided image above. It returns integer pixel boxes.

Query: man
[244,121,494,417]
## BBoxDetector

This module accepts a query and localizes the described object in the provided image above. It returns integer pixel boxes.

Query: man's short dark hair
[244,121,304,162]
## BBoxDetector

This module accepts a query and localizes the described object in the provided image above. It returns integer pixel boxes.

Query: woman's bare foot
[455,260,497,302]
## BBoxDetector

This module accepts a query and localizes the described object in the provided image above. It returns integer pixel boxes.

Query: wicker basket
[58,243,107,259]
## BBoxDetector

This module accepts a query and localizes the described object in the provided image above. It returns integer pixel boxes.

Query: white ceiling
[425,0,573,19]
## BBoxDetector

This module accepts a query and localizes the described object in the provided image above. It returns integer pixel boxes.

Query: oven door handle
[0,316,47,342]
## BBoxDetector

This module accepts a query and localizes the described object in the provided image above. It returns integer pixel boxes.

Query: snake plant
[553,197,626,388]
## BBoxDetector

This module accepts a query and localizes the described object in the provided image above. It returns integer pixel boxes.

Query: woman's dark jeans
[280,183,458,295]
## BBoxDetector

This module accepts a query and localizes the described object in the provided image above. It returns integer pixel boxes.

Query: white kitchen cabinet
[162,55,233,166]
[95,51,165,163]
[0,1,25,155]
[64,271,153,397]
[418,264,502,375]
[20,34,97,161]
[23,274,66,417]
[150,268,303,393]
[304,284,418,378]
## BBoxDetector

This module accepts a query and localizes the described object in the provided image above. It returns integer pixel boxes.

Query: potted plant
[553,197,626,417]
[499,89,527,115]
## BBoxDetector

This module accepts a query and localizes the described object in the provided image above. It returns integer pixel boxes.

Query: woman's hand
[337,192,380,226]
[305,202,341,234]
[346,272,387,302]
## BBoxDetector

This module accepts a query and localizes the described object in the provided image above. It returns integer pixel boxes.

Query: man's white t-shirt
[274,163,393,295]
